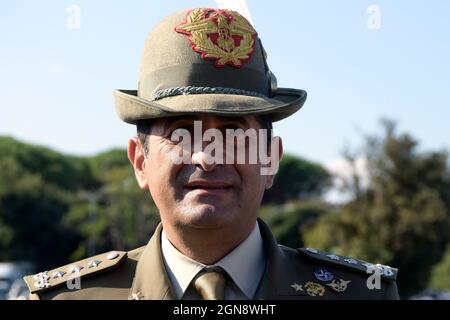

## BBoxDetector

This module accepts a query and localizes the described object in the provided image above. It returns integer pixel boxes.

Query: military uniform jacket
[24,219,400,300]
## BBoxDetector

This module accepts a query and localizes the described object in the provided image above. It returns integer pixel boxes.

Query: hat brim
[114,88,307,124]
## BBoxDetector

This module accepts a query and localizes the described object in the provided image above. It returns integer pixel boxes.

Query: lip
[184,180,234,196]
[185,180,233,188]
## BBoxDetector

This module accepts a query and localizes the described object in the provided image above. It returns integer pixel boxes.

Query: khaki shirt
[161,222,265,299]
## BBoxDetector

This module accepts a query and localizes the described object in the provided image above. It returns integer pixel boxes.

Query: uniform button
[107,251,119,260]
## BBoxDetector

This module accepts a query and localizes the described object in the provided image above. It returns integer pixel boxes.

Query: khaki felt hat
[114,8,307,124]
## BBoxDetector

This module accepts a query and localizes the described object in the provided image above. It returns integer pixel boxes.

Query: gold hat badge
[175,8,257,68]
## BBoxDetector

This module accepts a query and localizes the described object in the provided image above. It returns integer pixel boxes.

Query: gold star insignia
[304,282,326,297]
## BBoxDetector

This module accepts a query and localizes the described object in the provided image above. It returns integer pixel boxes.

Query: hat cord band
[151,86,267,101]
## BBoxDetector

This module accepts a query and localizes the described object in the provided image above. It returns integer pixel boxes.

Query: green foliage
[0,137,161,268]
[303,120,450,297]
[0,136,95,190]
[259,201,331,249]
[65,165,160,260]
[88,149,131,181]
[0,142,82,269]
[263,154,331,204]
[429,246,450,291]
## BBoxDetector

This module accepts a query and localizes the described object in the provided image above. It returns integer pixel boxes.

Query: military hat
[114,8,307,124]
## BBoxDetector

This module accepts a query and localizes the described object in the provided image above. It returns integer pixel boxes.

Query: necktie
[193,268,227,300]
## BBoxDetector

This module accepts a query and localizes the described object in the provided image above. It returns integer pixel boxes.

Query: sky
[1,0,449,170]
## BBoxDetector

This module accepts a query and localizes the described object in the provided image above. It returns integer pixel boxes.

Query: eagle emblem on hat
[175,8,257,68]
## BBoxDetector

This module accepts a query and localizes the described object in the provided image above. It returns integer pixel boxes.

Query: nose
[191,150,218,172]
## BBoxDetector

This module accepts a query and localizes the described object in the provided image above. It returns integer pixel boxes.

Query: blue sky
[1,0,449,166]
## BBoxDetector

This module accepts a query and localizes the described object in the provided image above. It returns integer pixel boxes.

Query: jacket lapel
[129,223,176,300]
[129,218,308,300]
[254,218,309,299]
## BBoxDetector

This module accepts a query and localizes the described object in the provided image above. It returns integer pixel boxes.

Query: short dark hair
[136,115,273,154]
[136,119,153,154]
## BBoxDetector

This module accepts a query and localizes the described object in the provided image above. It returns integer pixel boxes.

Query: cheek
[144,147,183,196]
[236,164,267,195]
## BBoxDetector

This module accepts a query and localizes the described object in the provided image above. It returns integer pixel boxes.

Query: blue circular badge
[314,268,334,282]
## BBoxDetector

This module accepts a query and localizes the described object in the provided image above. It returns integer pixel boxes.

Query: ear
[264,136,283,190]
[128,137,148,189]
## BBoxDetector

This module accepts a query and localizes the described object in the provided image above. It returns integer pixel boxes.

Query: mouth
[184,180,234,195]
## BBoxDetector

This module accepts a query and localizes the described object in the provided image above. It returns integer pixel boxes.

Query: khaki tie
[193,268,227,300]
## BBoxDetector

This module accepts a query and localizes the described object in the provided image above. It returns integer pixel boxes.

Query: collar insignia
[304,282,326,297]
[290,282,304,292]
[326,279,351,293]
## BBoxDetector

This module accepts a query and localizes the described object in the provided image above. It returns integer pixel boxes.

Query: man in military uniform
[24,8,399,300]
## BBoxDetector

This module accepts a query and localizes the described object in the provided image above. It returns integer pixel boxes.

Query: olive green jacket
[25,219,399,300]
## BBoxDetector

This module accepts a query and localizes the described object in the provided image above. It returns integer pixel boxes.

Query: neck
[161,219,257,265]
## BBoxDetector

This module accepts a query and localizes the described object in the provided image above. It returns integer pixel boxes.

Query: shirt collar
[215,222,265,299]
[161,230,204,298]
[161,222,265,299]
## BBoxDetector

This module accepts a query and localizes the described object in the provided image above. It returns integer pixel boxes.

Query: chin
[178,203,237,229]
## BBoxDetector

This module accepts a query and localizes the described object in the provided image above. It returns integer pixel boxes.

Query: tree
[0,138,85,270]
[259,154,332,249]
[0,137,161,267]
[303,120,450,297]
[0,136,96,190]
[259,201,331,249]
[429,246,450,291]
[262,154,331,204]
[65,149,161,260]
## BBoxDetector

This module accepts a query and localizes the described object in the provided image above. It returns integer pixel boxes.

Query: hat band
[151,86,267,101]
[139,64,270,100]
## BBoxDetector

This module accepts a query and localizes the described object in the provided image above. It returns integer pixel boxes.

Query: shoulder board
[24,251,127,294]
[297,247,398,281]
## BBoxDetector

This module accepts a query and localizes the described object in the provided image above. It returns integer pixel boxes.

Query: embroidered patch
[175,8,257,68]
[304,282,326,297]
[326,279,351,293]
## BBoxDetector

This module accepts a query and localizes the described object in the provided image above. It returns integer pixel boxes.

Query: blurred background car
[0,262,34,300]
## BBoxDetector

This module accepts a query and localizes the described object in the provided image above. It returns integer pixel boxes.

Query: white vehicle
[0,262,33,300]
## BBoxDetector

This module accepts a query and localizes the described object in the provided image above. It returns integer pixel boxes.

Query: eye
[170,127,192,139]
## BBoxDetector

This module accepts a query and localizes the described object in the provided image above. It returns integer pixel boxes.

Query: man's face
[128,115,281,231]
